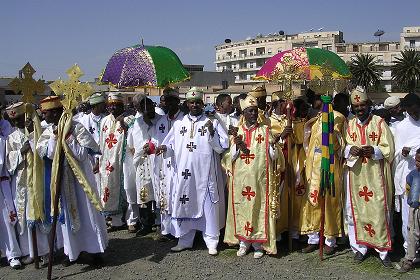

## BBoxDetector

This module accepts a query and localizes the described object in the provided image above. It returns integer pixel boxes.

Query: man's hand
[349,146,362,157]
[361,146,374,158]
[115,114,127,130]
[156,145,167,155]
[280,126,293,140]
[25,119,34,133]
[228,125,238,137]
[205,120,215,137]
[143,143,151,155]
[402,147,411,157]
[20,141,31,155]
[92,162,99,174]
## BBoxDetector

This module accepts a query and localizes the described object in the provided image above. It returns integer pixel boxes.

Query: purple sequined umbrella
[101,45,190,88]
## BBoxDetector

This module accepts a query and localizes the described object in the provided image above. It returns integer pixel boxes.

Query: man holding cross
[224,95,283,258]
[344,87,394,267]
[156,87,228,255]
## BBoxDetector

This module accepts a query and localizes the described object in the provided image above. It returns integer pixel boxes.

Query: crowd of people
[0,85,419,273]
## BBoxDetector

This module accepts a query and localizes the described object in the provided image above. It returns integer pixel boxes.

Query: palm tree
[348,54,382,91]
[391,49,420,92]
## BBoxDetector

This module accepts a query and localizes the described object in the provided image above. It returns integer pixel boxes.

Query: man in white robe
[148,89,183,235]
[215,93,238,133]
[157,87,228,255]
[98,93,133,231]
[392,93,420,251]
[0,114,22,269]
[36,96,108,265]
[79,93,106,194]
[78,93,106,144]
[126,94,157,235]
[5,102,49,266]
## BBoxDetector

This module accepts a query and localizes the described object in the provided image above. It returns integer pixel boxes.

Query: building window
[410,40,416,48]
[353,45,359,52]
[376,55,383,63]
[379,44,388,51]
[336,46,346,52]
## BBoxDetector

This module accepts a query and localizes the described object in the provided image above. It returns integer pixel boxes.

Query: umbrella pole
[32,227,39,268]
[47,148,64,280]
[319,196,326,260]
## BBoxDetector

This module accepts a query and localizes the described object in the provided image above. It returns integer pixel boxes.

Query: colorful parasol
[101,45,190,88]
[255,47,351,81]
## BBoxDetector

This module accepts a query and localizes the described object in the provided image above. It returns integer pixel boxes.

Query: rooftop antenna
[374,30,385,42]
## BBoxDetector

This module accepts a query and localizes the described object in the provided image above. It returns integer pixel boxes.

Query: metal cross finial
[49,64,94,110]
[9,63,45,104]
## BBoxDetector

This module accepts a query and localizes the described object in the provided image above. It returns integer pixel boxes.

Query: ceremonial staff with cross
[271,63,303,252]
[46,64,95,280]
[9,62,46,269]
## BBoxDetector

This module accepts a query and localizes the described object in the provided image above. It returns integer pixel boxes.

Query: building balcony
[215,52,273,63]
[404,46,420,51]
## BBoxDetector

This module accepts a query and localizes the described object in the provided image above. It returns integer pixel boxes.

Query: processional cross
[49,64,94,110]
[9,63,45,104]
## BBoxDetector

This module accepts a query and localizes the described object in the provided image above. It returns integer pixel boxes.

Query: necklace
[187,114,204,139]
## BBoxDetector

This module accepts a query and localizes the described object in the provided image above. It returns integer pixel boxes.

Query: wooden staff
[47,144,64,280]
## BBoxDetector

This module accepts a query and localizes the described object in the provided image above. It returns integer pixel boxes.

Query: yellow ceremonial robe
[269,114,307,234]
[300,111,346,238]
[345,114,394,250]
[224,123,283,254]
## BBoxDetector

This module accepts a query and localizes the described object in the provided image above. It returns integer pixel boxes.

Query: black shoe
[90,253,104,267]
[399,259,414,273]
[324,245,336,256]
[354,252,366,264]
[136,226,153,237]
[107,224,127,233]
[301,244,318,253]
[62,256,76,267]
[381,256,393,269]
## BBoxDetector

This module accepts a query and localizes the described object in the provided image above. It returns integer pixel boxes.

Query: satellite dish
[279,30,285,35]
[309,28,314,32]
[256,33,263,38]
[374,30,385,42]
[374,30,385,37]
[246,36,252,40]
[318,27,324,31]
[224,39,231,43]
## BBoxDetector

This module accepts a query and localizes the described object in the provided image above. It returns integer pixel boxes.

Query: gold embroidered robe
[224,123,283,254]
[345,114,394,250]
[300,111,346,238]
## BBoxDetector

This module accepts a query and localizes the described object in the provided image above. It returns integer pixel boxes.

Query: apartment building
[215,26,420,92]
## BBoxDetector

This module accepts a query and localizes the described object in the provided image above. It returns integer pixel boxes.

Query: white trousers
[177,229,219,250]
[126,204,139,226]
[307,232,336,247]
[399,194,409,251]
[239,240,263,251]
[110,213,124,227]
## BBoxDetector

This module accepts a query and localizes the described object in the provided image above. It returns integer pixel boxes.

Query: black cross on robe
[180,126,187,136]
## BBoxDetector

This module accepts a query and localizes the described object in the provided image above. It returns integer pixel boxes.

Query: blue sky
[1,0,419,81]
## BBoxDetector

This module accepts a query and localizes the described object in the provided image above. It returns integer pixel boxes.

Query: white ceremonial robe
[215,112,239,134]
[125,113,154,226]
[0,120,22,261]
[36,123,108,261]
[149,111,183,231]
[78,112,105,144]
[78,112,105,192]
[98,114,133,226]
[392,114,420,248]
[6,128,49,259]
[161,113,228,249]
